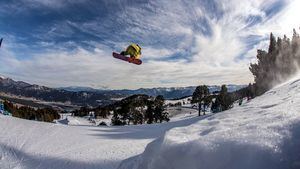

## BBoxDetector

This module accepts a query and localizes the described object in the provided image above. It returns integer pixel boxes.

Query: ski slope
[1,77,300,169]
[118,77,300,169]
[0,108,204,169]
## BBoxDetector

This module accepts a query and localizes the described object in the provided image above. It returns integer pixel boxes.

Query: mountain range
[60,85,246,99]
[0,76,246,107]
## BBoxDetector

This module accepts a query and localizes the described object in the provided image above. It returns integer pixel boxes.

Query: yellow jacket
[125,43,142,59]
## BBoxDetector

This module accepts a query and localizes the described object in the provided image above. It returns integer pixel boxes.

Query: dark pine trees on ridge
[250,28,300,95]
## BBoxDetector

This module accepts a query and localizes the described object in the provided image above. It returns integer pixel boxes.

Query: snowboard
[112,52,142,65]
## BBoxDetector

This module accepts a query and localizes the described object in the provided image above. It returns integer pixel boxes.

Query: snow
[0,108,207,169]
[165,96,192,106]
[56,115,113,126]
[55,100,200,128]
[167,107,200,120]
[2,76,300,169]
[118,77,300,169]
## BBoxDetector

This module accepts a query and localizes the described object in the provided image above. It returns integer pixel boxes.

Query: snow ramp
[118,77,300,169]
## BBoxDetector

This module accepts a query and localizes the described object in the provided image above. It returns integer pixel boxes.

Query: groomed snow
[118,77,300,169]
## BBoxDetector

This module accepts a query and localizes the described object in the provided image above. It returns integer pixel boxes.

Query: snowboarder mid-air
[0,38,3,48]
[121,43,142,61]
[112,43,142,65]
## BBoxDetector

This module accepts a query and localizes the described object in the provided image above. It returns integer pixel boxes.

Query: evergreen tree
[216,85,233,111]
[111,111,123,125]
[3,100,16,114]
[131,107,144,125]
[211,98,220,113]
[192,85,209,116]
[250,29,300,95]
[247,83,255,99]
[108,94,169,125]
[268,33,277,54]
[4,100,60,123]
[145,101,154,124]
[203,95,212,115]
[292,28,299,52]
[153,95,168,123]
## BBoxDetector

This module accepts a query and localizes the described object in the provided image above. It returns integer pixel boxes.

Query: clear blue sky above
[0,0,299,89]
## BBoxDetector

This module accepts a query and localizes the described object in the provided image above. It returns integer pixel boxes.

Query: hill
[1,76,300,168]
[118,76,300,169]
[0,76,120,107]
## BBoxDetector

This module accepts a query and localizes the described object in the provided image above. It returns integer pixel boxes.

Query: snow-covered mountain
[57,86,105,92]
[61,84,246,99]
[0,77,119,107]
[1,76,300,169]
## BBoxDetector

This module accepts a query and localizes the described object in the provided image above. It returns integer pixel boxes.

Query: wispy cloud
[0,0,297,89]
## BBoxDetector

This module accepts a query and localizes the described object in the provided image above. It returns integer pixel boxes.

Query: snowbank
[118,77,300,169]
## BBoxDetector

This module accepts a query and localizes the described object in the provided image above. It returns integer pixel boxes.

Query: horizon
[0,0,299,89]
[0,74,245,91]
[58,83,247,91]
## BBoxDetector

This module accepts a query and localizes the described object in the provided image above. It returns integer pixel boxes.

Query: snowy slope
[118,77,300,169]
[0,110,208,169]
[2,77,300,169]
[55,108,200,127]
[165,96,192,105]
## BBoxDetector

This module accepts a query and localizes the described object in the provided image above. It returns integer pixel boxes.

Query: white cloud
[255,0,300,36]
[142,47,177,59]
[1,0,298,89]
[0,45,253,89]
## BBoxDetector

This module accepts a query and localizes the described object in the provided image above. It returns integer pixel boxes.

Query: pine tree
[145,101,154,124]
[153,95,167,123]
[269,33,277,54]
[216,85,232,111]
[192,85,209,116]
[250,28,300,96]
[203,95,212,115]
[111,111,123,125]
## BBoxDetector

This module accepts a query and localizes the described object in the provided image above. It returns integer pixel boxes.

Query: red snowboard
[112,52,142,65]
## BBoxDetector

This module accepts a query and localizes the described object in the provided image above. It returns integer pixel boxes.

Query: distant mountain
[0,77,120,107]
[114,85,246,99]
[60,86,197,98]
[0,76,246,108]
[61,85,247,99]
[57,86,103,92]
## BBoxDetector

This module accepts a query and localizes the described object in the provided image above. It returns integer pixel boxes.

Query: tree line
[192,85,234,116]
[71,94,169,125]
[3,100,60,122]
[250,28,300,95]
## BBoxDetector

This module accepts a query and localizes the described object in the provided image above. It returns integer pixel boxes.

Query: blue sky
[0,0,299,89]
